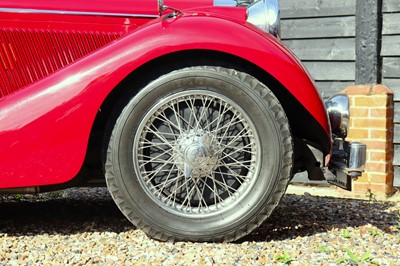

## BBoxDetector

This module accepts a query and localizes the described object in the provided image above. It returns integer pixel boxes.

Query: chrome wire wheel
[134,91,260,216]
[105,66,293,242]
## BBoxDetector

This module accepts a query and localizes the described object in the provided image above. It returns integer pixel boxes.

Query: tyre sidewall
[109,68,290,239]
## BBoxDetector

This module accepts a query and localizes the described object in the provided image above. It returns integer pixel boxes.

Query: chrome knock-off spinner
[174,129,220,178]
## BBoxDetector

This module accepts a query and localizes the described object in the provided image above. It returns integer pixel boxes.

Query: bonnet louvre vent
[0,28,123,98]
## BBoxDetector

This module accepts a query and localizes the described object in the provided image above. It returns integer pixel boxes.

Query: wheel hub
[175,130,220,177]
[134,90,261,215]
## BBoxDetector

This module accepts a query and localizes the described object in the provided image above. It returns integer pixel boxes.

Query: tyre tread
[105,66,293,242]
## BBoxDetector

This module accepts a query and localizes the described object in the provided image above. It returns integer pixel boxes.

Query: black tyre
[105,66,293,242]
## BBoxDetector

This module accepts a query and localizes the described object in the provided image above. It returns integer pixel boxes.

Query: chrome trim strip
[0,8,159,18]
[213,0,255,7]
[213,0,238,6]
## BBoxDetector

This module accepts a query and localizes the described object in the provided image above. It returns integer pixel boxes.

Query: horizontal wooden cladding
[303,61,355,81]
[263,43,355,97]
[280,0,355,18]
[395,167,400,186]
[381,36,400,56]
[395,124,400,160]
[282,39,355,60]
[281,16,355,39]
[394,145,400,165]
[395,125,400,144]
[383,1,400,13]
[383,78,400,101]
[383,58,400,78]
[383,13,400,35]
[279,0,356,98]
[280,13,356,98]
[315,81,354,99]
[382,0,400,158]
[382,13,400,109]
[395,102,400,123]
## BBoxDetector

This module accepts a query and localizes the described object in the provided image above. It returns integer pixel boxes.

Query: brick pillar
[341,85,395,196]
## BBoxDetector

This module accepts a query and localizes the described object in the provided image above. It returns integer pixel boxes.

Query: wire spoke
[198,176,225,203]
[211,115,247,136]
[168,100,185,134]
[209,101,232,133]
[141,157,177,184]
[216,165,245,185]
[208,174,237,197]
[219,141,254,156]
[139,138,174,153]
[138,148,174,167]
[160,174,191,203]
[135,91,259,214]
[180,178,198,208]
[153,110,181,138]
[195,96,214,130]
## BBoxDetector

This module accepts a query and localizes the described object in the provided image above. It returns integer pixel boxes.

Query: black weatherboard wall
[382,1,400,186]
[280,0,356,100]
[280,0,400,186]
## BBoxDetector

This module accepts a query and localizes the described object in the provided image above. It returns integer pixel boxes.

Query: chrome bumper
[327,139,367,190]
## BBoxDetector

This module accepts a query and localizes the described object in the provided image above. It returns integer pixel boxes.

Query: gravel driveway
[1,187,399,265]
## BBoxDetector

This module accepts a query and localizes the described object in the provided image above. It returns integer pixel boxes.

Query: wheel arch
[83,49,330,179]
[0,14,329,188]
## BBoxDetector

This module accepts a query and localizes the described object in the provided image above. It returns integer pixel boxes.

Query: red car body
[0,0,365,242]
[0,0,328,188]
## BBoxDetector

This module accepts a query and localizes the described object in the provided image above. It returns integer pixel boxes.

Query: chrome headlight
[325,94,350,139]
[213,0,280,38]
[246,0,280,37]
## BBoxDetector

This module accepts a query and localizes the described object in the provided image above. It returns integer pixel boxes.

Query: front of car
[0,0,366,242]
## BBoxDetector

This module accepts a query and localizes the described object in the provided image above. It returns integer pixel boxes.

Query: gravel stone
[0,187,399,265]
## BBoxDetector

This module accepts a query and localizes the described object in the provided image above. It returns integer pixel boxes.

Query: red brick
[353,118,391,129]
[350,107,369,117]
[354,96,390,107]
[353,172,369,183]
[352,182,371,193]
[347,128,369,139]
[352,182,389,195]
[387,129,394,140]
[368,151,392,162]
[369,129,392,140]
[341,85,372,95]
[340,85,395,197]
[369,108,394,118]
[366,162,390,173]
[370,85,393,95]
[369,173,394,184]
[350,96,356,107]
[341,85,393,95]
[360,140,388,150]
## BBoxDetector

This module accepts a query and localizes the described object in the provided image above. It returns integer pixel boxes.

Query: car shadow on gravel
[0,188,132,236]
[241,193,400,243]
[0,189,399,241]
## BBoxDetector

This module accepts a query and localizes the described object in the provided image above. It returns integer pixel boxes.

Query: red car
[0,0,365,242]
